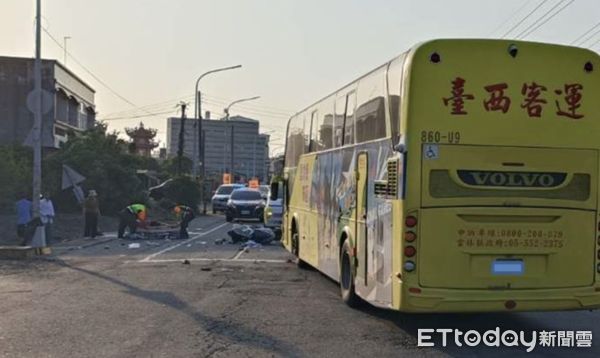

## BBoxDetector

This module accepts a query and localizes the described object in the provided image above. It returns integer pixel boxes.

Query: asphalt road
[1,214,600,357]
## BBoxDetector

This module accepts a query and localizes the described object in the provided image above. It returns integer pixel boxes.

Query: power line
[202,93,295,114]
[202,97,291,117]
[518,0,576,39]
[100,109,176,121]
[103,92,293,122]
[576,27,600,47]
[487,0,534,37]
[97,102,180,120]
[42,27,159,117]
[500,0,551,38]
[101,94,195,118]
[514,0,568,39]
[202,95,294,117]
[201,98,291,121]
[571,21,600,45]
[589,36,600,49]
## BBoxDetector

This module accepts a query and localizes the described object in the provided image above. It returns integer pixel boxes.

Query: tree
[43,123,157,214]
[0,145,32,212]
[160,156,193,177]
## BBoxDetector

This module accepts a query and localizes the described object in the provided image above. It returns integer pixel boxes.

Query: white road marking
[139,222,230,262]
[136,258,288,264]
[232,249,246,260]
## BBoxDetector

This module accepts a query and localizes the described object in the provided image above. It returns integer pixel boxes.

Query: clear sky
[2,0,599,154]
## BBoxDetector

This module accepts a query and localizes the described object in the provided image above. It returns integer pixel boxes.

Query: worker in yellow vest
[173,204,195,239]
[118,203,147,238]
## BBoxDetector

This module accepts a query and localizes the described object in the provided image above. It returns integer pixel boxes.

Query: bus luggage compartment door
[418,145,597,289]
[418,207,595,289]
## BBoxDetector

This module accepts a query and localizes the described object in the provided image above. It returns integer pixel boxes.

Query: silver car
[211,184,244,214]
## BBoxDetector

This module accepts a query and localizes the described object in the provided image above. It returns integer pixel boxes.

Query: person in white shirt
[40,193,55,245]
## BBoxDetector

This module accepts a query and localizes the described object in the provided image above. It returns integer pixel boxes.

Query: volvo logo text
[457,171,566,188]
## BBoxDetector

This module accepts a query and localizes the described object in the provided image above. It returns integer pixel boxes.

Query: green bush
[0,146,32,212]
[0,122,162,215]
[162,176,200,212]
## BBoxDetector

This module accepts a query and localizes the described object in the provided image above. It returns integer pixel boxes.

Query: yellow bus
[271,39,600,312]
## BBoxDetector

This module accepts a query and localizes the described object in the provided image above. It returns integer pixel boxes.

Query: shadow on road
[359,298,598,357]
[312,269,597,357]
[50,258,304,358]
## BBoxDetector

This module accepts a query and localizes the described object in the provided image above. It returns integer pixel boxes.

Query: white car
[264,185,283,238]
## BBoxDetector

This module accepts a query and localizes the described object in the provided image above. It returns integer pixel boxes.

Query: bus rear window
[429,170,590,201]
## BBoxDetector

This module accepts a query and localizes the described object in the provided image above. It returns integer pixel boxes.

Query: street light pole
[193,64,241,214]
[222,96,260,182]
[223,96,260,121]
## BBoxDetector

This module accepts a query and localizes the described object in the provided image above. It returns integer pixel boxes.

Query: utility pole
[176,102,187,175]
[30,0,44,247]
[230,125,235,181]
[252,135,256,178]
[32,0,42,218]
[63,36,71,66]
[197,91,205,213]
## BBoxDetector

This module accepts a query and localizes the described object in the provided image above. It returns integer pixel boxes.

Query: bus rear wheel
[291,230,309,269]
[340,240,360,308]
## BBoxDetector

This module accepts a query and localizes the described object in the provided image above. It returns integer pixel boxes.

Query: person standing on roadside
[83,190,100,238]
[15,194,32,243]
[39,193,55,245]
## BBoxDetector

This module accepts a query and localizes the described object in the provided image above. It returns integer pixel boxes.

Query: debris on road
[214,238,229,245]
[182,259,190,265]
[200,267,212,272]
[241,240,262,250]
[129,221,180,240]
[128,243,140,249]
[227,225,275,245]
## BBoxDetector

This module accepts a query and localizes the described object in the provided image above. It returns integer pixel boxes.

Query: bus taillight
[405,232,416,242]
[405,216,418,228]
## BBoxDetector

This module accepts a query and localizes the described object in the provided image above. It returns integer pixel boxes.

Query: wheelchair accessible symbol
[423,144,439,160]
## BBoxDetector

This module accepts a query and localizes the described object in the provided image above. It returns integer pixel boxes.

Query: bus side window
[387,54,405,144]
[344,92,356,146]
[321,113,334,150]
[356,68,386,143]
[285,115,306,167]
[309,110,320,152]
[319,97,335,150]
[334,96,346,147]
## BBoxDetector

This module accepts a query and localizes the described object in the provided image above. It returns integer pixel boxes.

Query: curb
[53,237,116,250]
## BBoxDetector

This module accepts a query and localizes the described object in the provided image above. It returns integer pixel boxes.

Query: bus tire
[291,230,309,269]
[340,240,361,308]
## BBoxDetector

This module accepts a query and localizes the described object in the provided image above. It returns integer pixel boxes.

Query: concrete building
[166,115,270,183]
[0,56,96,148]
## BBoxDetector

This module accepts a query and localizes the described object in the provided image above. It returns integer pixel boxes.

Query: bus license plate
[491,260,524,275]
